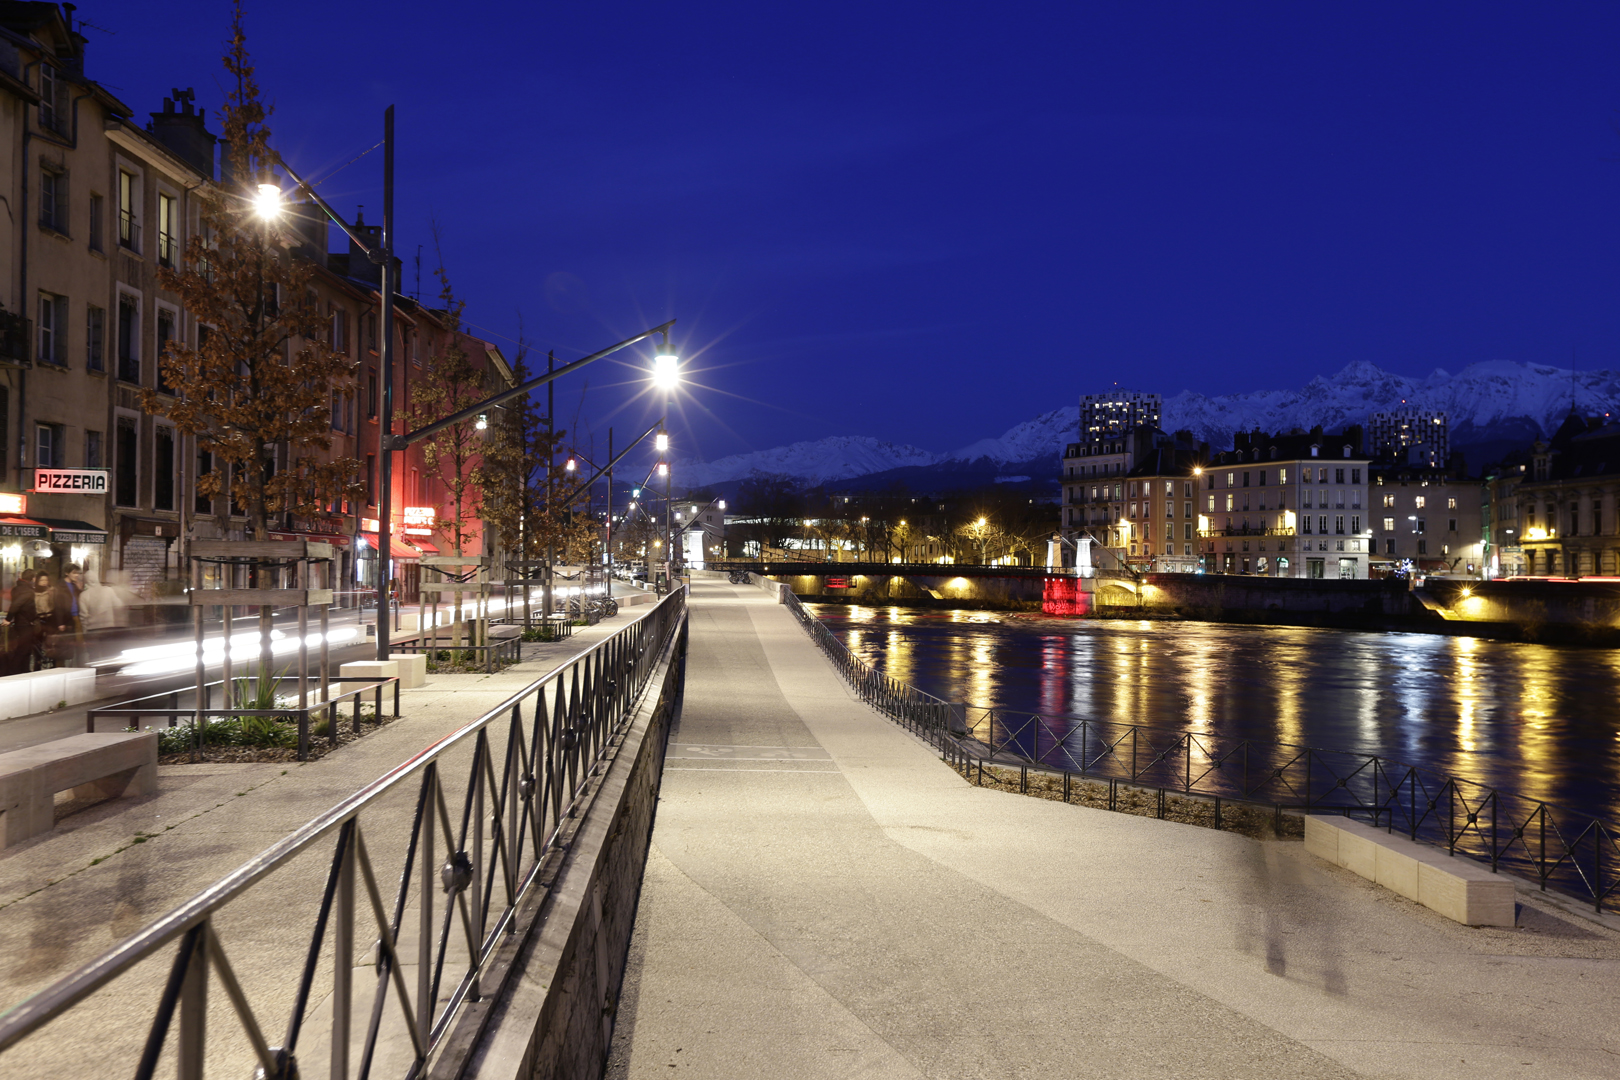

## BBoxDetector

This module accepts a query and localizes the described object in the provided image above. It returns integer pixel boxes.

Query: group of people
[1,564,122,674]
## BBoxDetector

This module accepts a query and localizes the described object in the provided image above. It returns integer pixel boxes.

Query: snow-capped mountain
[678,360,1620,488]
[678,436,939,489]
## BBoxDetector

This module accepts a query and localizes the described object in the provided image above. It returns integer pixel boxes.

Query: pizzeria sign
[33,468,109,494]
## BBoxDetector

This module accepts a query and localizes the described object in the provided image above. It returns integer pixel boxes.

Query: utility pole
[544,350,554,620]
[375,105,395,661]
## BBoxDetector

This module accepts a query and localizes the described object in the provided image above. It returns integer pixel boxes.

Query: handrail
[779,588,1618,914]
[0,589,689,1076]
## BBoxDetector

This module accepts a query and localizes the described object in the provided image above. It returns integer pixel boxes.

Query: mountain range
[679,360,1620,492]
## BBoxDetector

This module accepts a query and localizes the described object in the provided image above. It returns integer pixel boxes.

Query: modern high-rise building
[1079,390,1162,449]
[1369,410,1449,467]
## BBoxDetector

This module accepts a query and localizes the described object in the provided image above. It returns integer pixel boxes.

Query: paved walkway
[0,617,633,1077]
[608,580,1620,1079]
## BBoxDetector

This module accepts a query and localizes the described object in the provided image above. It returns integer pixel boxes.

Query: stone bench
[1305,815,1516,927]
[0,732,158,847]
[389,653,427,688]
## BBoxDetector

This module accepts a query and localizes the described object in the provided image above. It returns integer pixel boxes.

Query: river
[808,603,1620,824]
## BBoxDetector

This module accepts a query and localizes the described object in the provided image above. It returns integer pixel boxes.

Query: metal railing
[0,588,689,1078]
[86,677,401,761]
[781,589,1619,914]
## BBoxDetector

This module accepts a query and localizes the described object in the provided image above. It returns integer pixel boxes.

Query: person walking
[6,571,66,671]
[58,563,87,667]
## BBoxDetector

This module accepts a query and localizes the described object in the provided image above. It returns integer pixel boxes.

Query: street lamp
[253,182,282,220]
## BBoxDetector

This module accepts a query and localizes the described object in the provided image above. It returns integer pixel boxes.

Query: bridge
[0,580,1611,1077]
[708,559,1140,609]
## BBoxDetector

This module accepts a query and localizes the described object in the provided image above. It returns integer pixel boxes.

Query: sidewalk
[607,579,1620,1079]
[0,616,631,1076]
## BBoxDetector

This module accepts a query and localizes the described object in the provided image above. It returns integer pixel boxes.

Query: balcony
[119,210,140,252]
[1198,525,1296,538]
[158,230,176,268]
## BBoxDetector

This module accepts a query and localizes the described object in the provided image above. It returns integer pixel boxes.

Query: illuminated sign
[402,506,436,536]
[361,518,380,532]
[826,576,849,589]
[0,492,24,515]
[32,468,107,494]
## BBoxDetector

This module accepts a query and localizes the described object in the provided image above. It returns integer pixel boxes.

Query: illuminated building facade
[1369,410,1449,467]
[1198,426,1373,579]
[1059,390,1164,564]
[1514,414,1620,577]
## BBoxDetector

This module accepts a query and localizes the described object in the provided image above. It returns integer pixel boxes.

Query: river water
[807,604,1620,824]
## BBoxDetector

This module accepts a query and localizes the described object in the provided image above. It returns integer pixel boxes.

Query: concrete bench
[0,733,158,847]
[388,653,428,688]
[339,660,399,683]
[1305,815,1516,927]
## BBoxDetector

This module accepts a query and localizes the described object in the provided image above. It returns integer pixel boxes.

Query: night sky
[94,2,1620,465]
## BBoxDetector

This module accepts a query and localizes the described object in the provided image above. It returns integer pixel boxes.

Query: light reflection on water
[811,604,1620,822]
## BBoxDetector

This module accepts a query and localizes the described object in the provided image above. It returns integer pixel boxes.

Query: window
[1351,490,1361,509]
[1335,515,1345,535]
[1318,515,1328,534]
[331,306,348,355]
[1279,468,1288,484]
[1447,497,1457,510]
[1334,468,1345,484]
[367,370,378,419]
[118,170,139,250]
[1595,502,1603,535]
[34,423,62,468]
[154,427,175,511]
[366,313,378,352]
[1448,518,1458,533]
[1570,504,1580,535]
[36,292,64,365]
[1383,494,1395,508]
[89,193,104,252]
[1386,538,1395,555]
[1351,468,1361,484]
[1302,516,1312,534]
[1242,472,1250,487]
[117,295,140,383]
[1415,517,1426,534]
[1417,539,1428,555]
[86,305,104,371]
[195,448,213,513]
[1414,496,1426,509]
[38,63,68,133]
[1383,517,1395,532]
[1225,493,1233,511]
[157,193,177,267]
[85,430,103,469]
[39,166,66,232]
[1184,501,1192,518]
[115,417,138,506]
[1206,495,1214,512]
[155,309,176,394]
[1351,515,1360,533]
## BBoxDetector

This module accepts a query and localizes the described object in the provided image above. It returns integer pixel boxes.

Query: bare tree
[148,3,359,539]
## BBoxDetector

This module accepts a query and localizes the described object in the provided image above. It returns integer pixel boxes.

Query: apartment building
[1369,409,1449,467]
[1060,390,1165,561]
[1514,414,1620,578]
[1367,462,1483,576]
[1198,427,1373,579]
[0,4,509,605]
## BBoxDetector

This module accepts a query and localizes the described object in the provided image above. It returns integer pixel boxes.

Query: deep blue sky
[94,2,1620,463]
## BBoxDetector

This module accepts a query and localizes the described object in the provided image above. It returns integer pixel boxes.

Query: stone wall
[454,624,686,1080]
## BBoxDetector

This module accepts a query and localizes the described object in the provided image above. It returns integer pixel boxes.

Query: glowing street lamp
[653,336,679,391]
[253,182,281,220]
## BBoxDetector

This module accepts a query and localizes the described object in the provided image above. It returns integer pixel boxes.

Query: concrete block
[1303,816,1338,864]
[61,667,98,706]
[1418,860,1516,927]
[339,660,398,683]
[1336,825,1378,880]
[388,653,428,688]
[1374,842,1421,902]
[0,732,158,847]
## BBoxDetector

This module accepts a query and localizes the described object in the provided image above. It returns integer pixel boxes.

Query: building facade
[1514,416,1620,578]
[1367,462,1483,576]
[0,5,509,611]
[1198,427,1373,579]
[1369,409,1449,467]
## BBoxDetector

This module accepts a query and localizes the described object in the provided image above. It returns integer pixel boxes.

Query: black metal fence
[0,588,689,1078]
[781,589,1619,914]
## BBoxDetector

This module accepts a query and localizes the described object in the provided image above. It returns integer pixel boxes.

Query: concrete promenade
[608,580,1620,1079]
[0,619,632,1077]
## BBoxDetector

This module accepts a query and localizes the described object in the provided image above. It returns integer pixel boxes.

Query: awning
[390,538,421,559]
[267,530,351,547]
[32,517,108,545]
[412,542,440,555]
[0,516,48,539]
